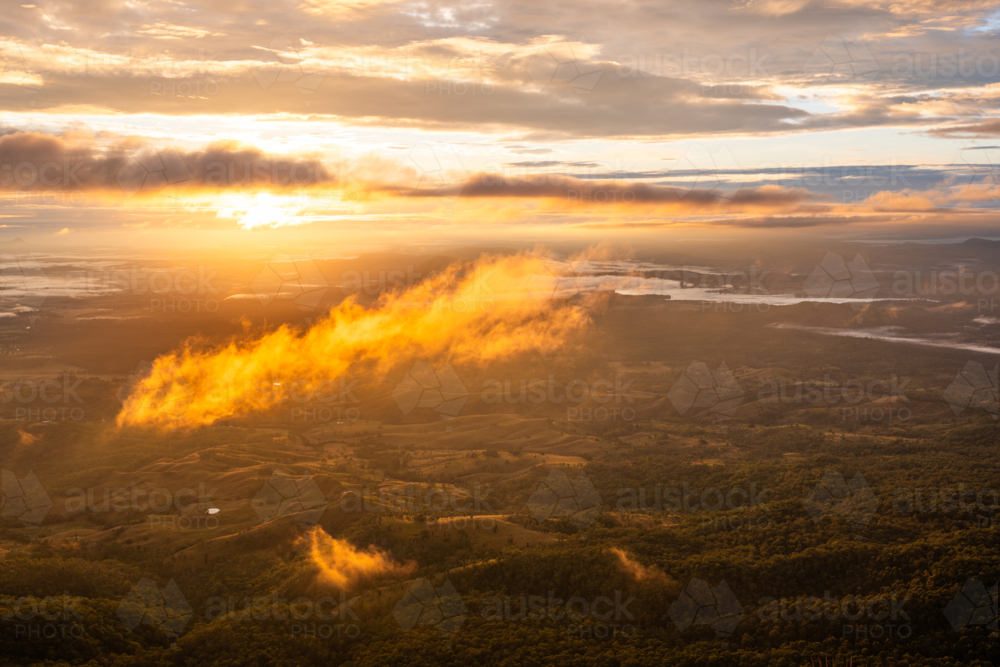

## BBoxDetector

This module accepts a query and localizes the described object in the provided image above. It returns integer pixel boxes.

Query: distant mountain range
[962,237,1000,248]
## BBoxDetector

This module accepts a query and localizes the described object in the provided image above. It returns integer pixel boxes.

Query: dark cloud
[504,161,602,168]
[0,131,334,192]
[402,172,821,209]
[926,120,1000,138]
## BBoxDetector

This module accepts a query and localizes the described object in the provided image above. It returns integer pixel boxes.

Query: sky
[0,0,998,247]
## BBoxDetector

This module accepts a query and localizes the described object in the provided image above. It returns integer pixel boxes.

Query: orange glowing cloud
[116,252,590,429]
[306,526,415,589]
[611,548,676,587]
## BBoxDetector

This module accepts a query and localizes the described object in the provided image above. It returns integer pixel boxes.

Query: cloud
[926,120,1000,138]
[0,127,830,215]
[117,252,591,429]
[401,173,822,212]
[306,527,415,590]
[1,0,997,141]
[0,130,334,193]
[0,1,997,239]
